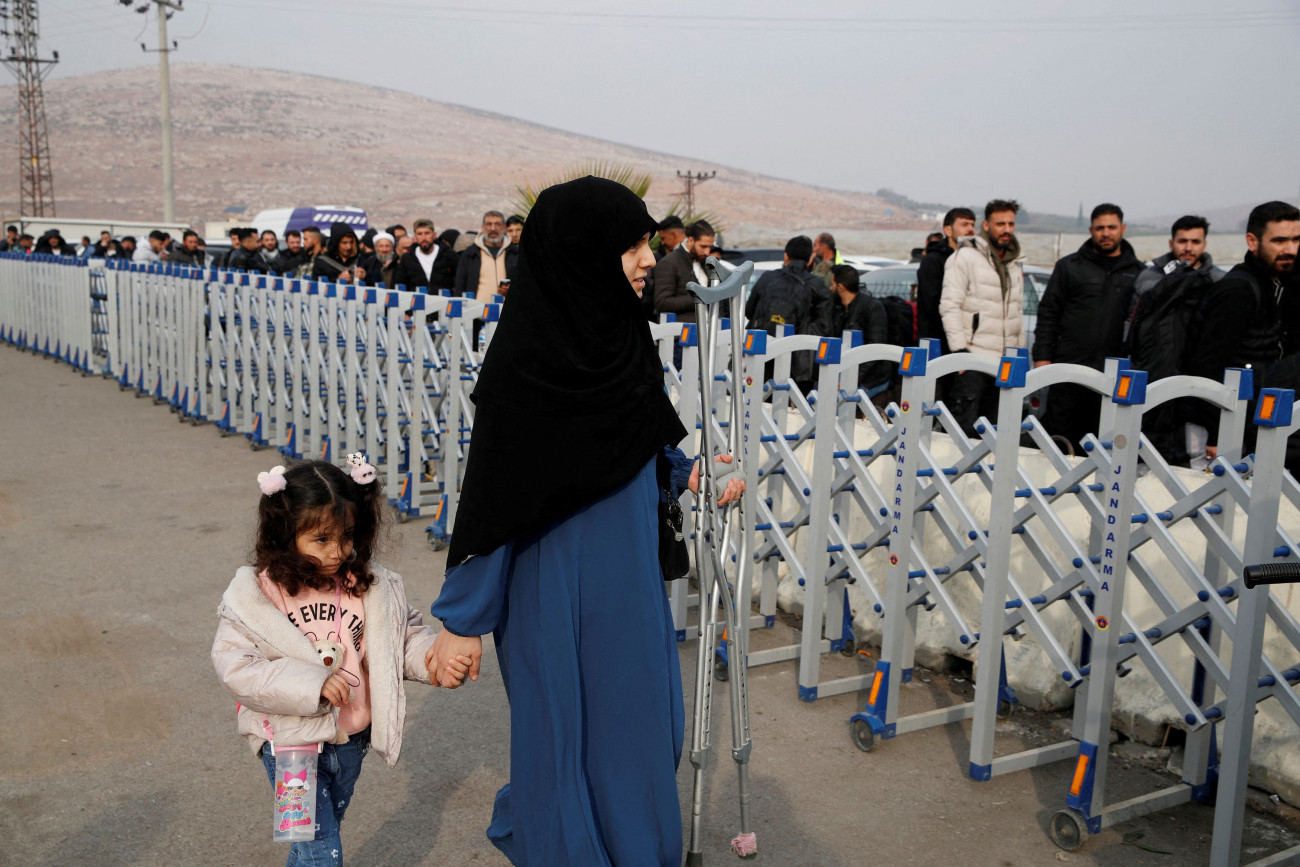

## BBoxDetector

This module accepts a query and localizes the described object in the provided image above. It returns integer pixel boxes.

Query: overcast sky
[30,0,1300,218]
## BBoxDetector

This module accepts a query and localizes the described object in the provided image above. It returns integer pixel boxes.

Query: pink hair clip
[345,452,376,485]
[257,465,287,495]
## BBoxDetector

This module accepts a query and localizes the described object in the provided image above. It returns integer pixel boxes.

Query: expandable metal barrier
[5,253,1300,865]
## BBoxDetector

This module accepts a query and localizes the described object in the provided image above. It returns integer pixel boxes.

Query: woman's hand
[688,454,746,506]
[426,629,482,688]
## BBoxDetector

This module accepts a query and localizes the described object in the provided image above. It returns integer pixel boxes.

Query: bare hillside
[0,64,924,241]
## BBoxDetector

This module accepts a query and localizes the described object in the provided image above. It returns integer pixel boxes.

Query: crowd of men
[913,198,1300,472]
[649,198,1300,473]
[10,211,530,304]
[191,211,526,302]
[9,195,1299,470]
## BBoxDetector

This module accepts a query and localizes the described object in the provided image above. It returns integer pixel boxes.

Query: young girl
[212,455,469,865]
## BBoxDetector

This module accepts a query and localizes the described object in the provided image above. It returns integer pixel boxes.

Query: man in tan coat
[938,199,1025,436]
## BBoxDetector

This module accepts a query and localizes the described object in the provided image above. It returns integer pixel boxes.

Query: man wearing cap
[360,231,399,287]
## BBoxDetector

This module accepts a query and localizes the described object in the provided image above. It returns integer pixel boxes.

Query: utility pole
[676,169,716,217]
[139,0,183,223]
[0,0,58,217]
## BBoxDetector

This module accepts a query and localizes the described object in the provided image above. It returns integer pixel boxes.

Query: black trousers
[944,370,999,439]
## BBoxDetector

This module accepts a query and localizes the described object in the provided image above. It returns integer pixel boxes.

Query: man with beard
[918,207,977,356]
[829,264,889,396]
[653,219,715,324]
[361,231,399,287]
[1187,200,1299,461]
[1032,203,1142,452]
[311,222,366,284]
[245,229,277,273]
[939,199,1026,437]
[1127,215,1224,467]
[271,229,308,274]
[169,230,207,266]
[455,211,518,300]
[394,218,457,293]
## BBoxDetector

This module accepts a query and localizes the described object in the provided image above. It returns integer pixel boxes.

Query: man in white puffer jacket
[938,199,1025,436]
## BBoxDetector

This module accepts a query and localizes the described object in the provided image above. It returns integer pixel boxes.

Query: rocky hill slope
[0,64,925,241]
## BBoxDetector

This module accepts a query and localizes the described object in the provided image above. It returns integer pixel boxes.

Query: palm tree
[510,160,724,244]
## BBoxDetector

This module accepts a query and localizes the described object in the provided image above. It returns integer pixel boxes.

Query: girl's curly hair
[254,460,384,596]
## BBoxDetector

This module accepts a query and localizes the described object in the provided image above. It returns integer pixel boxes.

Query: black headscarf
[446,176,688,567]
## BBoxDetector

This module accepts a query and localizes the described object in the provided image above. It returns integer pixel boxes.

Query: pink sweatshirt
[259,572,371,735]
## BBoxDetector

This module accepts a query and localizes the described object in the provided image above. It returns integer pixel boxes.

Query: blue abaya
[432,448,694,867]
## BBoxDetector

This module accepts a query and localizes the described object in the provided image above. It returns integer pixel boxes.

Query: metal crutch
[685,258,757,864]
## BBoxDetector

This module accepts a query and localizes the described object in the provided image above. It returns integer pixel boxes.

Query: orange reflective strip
[1000,360,1012,382]
[321,442,328,459]
[1117,375,1131,399]
[1261,393,1277,421]
[868,671,883,706]
[901,350,913,371]
[817,343,827,360]
[400,476,409,498]
[745,334,753,351]
[1069,754,1090,796]
[681,326,689,342]
[434,499,444,521]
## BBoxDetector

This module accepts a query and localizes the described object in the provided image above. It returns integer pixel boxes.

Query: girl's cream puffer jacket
[211,564,437,767]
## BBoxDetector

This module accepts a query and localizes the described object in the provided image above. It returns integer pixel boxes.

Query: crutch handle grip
[1243,562,1300,588]
[687,260,753,306]
[710,468,742,493]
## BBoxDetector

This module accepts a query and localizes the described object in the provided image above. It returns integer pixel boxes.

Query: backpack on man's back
[879,295,918,347]
[1125,262,1219,381]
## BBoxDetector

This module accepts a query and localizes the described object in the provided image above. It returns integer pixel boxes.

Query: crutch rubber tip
[685,853,704,866]
[731,832,758,859]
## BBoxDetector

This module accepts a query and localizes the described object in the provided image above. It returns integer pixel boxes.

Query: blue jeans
[260,728,370,867]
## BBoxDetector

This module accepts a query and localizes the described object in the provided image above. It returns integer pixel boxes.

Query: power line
[0,0,59,217]
[202,1,1300,33]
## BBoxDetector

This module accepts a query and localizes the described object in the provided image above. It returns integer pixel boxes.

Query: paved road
[1,346,1295,866]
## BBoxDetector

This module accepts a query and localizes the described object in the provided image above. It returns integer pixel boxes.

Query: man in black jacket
[394,218,457,293]
[271,229,309,275]
[226,228,261,271]
[917,207,976,356]
[311,222,366,284]
[830,264,890,395]
[1033,203,1143,452]
[1187,201,1298,460]
[640,216,685,321]
[654,219,714,324]
[169,230,207,266]
[1128,215,1225,467]
[745,235,832,392]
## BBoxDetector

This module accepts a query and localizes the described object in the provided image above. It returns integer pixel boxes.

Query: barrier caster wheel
[427,532,449,552]
[713,659,729,682]
[850,718,876,752]
[1048,809,1086,851]
[396,511,410,524]
[840,638,856,658]
[997,699,1015,719]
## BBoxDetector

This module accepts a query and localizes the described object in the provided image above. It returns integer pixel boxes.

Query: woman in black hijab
[428,176,740,866]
